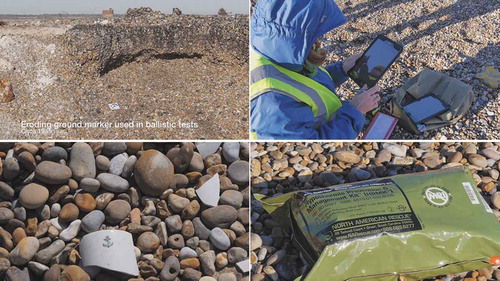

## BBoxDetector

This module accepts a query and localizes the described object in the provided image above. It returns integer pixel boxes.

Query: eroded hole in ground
[100,50,203,75]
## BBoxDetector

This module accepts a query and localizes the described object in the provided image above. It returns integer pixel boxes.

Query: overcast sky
[0,0,248,15]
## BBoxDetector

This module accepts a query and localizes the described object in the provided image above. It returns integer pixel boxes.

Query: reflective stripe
[251,64,327,118]
[249,51,343,124]
[251,131,258,140]
[251,78,320,116]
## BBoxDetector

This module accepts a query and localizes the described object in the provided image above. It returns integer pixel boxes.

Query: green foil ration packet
[255,167,500,281]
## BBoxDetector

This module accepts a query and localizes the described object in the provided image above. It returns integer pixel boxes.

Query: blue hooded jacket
[250,0,365,140]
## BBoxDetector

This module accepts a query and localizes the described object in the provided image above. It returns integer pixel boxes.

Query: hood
[251,0,346,72]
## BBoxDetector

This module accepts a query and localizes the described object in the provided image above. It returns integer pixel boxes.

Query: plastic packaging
[256,167,500,281]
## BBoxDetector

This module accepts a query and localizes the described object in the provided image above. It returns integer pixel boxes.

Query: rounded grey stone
[80,178,101,193]
[165,215,182,233]
[227,160,249,185]
[222,142,240,163]
[81,210,105,233]
[35,161,72,185]
[95,155,110,171]
[121,155,137,178]
[41,146,68,162]
[0,182,14,200]
[109,153,128,175]
[179,247,197,260]
[97,173,129,193]
[68,142,96,181]
[219,190,244,209]
[35,239,65,265]
[227,247,248,264]
[209,227,230,250]
[102,142,127,156]
[3,158,20,181]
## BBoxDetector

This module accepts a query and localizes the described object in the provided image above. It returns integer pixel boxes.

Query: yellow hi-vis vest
[250,51,343,139]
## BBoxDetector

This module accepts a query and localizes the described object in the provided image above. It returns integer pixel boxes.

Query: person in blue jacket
[250,0,381,140]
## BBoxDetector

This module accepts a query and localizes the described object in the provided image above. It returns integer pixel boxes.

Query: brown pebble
[74,193,96,212]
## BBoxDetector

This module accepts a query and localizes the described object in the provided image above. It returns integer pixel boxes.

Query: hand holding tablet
[348,35,404,88]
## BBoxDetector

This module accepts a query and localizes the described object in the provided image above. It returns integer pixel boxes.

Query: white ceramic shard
[196,142,222,159]
[236,259,250,273]
[80,230,139,277]
[195,173,220,207]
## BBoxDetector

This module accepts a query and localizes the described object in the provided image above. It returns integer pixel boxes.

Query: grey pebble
[209,227,230,250]
[97,173,129,193]
[81,210,105,233]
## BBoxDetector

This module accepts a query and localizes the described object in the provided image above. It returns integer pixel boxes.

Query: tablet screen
[349,36,402,88]
[404,96,448,124]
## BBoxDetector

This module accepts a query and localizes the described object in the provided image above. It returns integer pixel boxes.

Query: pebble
[218,272,237,281]
[334,151,360,164]
[223,142,240,163]
[81,210,105,233]
[179,247,198,260]
[193,217,211,240]
[165,214,183,233]
[102,142,127,156]
[95,155,110,171]
[134,150,174,196]
[137,232,160,253]
[8,237,39,266]
[189,152,204,172]
[219,190,244,209]
[104,200,131,225]
[228,247,247,263]
[468,154,488,168]
[60,265,90,281]
[492,192,500,209]
[350,168,371,181]
[35,161,72,184]
[227,160,249,185]
[384,144,407,157]
[95,192,114,210]
[155,221,168,246]
[68,142,96,181]
[199,250,216,276]
[0,207,14,224]
[27,261,48,276]
[18,183,49,209]
[170,143,195,173]
[80,178,101,193]
[121,155,137,178]
[160,256,180,281]
[97,173,129,193]
[35,239,65,265]
[182,268,202,281]
[3,158,20,181]
[42,146,68,162]
[18,151,36,172]
[59,203,79,223]
[59,220,81,242]
[74,193,96,212]
[109,153,128,175]
[5,266,29,281]
[0,182,14,200]
[167,194,190,213]
[0,258,9,273]
[167,234,185,249]
[201,205,238,229]
[209,227,231,250]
